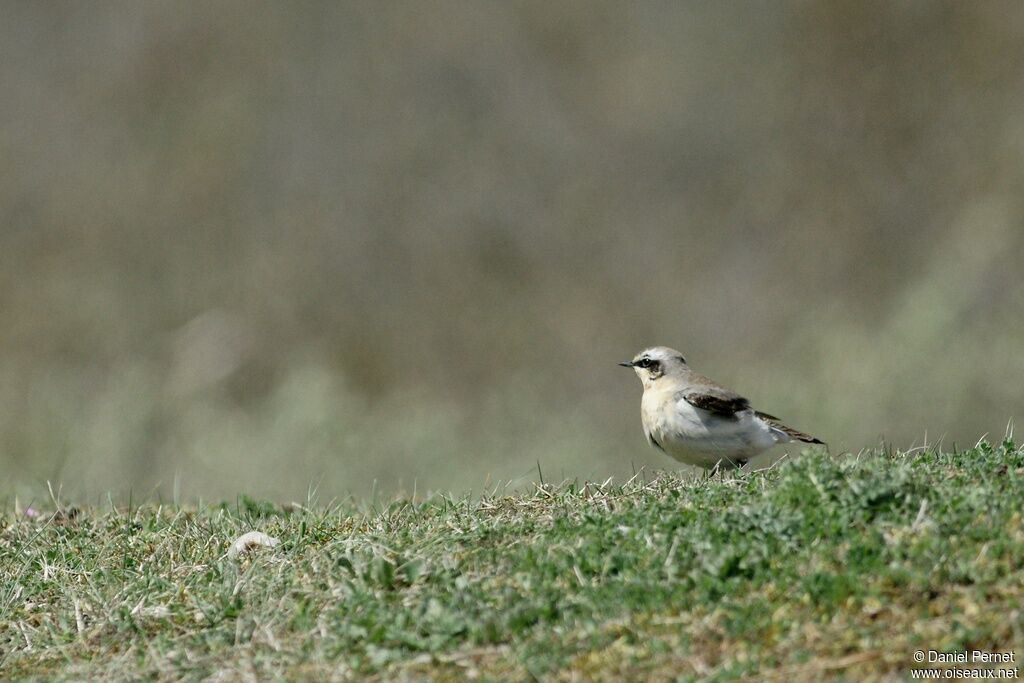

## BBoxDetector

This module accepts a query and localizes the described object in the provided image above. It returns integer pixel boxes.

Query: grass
[3,441,1024,681]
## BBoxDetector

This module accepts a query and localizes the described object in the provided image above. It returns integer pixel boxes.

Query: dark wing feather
[677,385,750,417]
[756,412,825,445]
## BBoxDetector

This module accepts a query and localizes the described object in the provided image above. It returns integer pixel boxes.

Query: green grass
[3,442,1024,681]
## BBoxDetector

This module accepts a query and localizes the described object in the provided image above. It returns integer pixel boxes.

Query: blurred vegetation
[2,2,1023,499]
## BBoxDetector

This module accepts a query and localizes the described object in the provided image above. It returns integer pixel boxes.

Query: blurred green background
[2,2,1022,501]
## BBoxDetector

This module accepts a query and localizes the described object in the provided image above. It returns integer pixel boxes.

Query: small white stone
[132,604,172,620]
[228,531,281,559]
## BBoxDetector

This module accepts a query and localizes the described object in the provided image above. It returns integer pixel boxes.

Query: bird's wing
[677,381,751,417]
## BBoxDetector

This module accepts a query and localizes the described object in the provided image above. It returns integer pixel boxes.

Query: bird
[620,346,824,470]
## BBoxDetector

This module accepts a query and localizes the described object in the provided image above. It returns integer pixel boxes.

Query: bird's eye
[638,358,652,368]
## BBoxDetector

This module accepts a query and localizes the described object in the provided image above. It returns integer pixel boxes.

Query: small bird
[620,346,824,469]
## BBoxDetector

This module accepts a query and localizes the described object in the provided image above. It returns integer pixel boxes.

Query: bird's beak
[618,361,635,368]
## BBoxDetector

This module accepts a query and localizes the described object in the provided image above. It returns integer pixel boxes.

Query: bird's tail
[756,411,825,445]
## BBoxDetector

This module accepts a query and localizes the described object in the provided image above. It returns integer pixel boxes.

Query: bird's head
[619,346,688,388]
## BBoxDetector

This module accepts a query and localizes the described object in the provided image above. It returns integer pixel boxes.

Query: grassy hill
[3,441,1023,681]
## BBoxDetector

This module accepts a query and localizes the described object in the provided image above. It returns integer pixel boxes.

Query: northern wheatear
[620,346,823,469]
